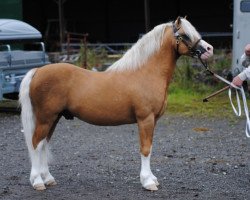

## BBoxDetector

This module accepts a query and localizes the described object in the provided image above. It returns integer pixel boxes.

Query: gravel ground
[1,112,250,200]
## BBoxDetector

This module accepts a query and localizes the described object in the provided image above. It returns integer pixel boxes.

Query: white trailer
[232,0,250,76]
[0,19,50,100]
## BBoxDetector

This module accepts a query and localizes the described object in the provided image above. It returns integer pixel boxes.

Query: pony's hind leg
[40,140,57,187]
[137,114,159,191]
[30,120,57,190]
[21,112,48,190]
[28,138,47,190]
[40,117,61,187]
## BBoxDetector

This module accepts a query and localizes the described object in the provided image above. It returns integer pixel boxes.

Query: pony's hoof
[33,183,46,191]
[145,184,158,191]
[154,179,160,186]
[45,180,57,186]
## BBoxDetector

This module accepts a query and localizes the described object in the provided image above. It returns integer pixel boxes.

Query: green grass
[165,53,247,120]
[166,86,239,119]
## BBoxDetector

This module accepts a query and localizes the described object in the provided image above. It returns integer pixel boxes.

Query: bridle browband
[172,21,203,58]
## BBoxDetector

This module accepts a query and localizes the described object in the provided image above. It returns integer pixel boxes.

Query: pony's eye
[181,34,191,41]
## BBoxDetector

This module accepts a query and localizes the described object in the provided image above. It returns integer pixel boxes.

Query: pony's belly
[71,106,136,126]
[76,114,136,126]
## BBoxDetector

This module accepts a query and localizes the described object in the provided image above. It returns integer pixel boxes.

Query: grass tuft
[167,87,242,120]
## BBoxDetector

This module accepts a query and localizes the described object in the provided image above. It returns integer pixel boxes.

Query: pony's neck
[107,23,171,72]
[108,25,177,86]
[142,27,177,85]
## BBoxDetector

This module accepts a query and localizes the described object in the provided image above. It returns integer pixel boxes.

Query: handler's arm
[232,66,250,86]
[238,66,250,81]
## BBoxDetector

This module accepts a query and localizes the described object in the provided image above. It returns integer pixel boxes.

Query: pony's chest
[138,85,167,117]
[153,92,167,118]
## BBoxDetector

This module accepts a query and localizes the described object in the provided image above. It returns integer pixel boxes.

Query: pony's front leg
[137,115,159,191]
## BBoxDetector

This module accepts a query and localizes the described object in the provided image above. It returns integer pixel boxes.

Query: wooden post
[144,0,150,32]
[66,32,70,60]
[83,35,87,69]
[58,0,64,51]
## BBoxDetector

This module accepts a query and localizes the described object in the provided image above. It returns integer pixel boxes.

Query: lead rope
[199,57,250,138]
[228,85,250,138]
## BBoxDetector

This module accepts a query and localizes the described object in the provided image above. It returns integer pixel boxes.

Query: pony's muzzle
[199,40,214,60]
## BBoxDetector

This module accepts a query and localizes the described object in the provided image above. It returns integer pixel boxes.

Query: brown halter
[172,22,202,58]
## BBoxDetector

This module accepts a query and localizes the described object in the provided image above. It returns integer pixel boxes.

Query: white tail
[19,68,37,151]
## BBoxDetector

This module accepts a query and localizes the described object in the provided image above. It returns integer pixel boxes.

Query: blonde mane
[107,18,200,72]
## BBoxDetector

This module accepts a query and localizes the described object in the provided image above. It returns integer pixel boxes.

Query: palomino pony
[19,17,213,191]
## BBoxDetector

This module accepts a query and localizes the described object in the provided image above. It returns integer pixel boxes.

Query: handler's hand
[245,44,250,56]
[232,76,243,86]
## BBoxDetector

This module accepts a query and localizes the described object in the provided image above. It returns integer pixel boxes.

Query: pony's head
[107,17,213,72]
[172,16,213,60]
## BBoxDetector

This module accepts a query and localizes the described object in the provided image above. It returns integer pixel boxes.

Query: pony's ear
[176,16,181,27]
[184,15,187,19]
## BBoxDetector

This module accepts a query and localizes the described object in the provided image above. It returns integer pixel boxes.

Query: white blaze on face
[199,40,214,60]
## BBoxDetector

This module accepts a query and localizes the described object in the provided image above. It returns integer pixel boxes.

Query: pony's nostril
[207,47,211,51]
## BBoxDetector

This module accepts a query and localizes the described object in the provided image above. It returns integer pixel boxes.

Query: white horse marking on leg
[140,151,159,191]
